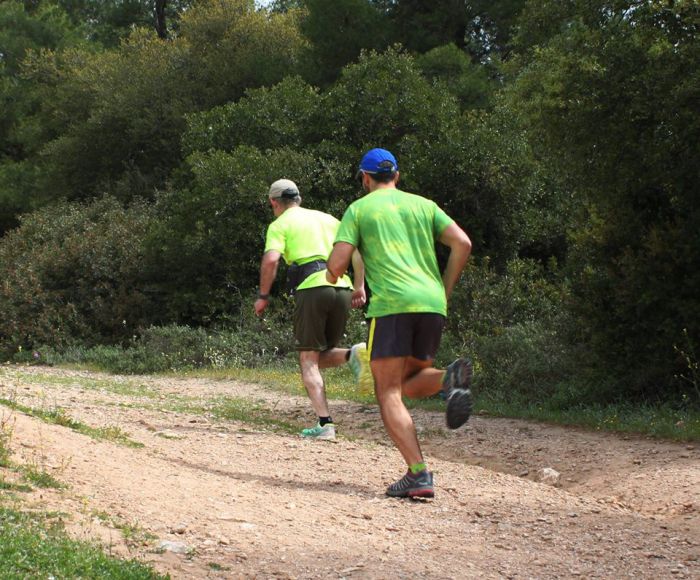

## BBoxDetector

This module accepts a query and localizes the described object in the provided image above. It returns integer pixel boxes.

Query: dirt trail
[1,365,698,579]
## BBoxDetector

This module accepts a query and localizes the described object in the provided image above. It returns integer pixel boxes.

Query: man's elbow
[462,233,472,254]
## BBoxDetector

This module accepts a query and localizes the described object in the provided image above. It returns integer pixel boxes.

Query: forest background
[0,0,698,425]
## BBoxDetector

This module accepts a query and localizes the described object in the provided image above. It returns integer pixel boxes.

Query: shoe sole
[386,487,435,499]
[443,358,473,394]
[446,388,472,429]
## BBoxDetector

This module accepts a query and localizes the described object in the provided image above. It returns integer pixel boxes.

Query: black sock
[319,416,333,426]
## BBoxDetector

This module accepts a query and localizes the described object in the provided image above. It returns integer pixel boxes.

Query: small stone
[158,540,189,554]
[536,467,561,486]
[240,523,257,530]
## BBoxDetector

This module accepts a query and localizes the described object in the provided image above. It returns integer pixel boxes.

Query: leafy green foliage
[181,0,306,106]
[298,0,391,86]
[0,197,156,352]
[504,0,700,401]
[0,1,83,231]
[415,44,495,110]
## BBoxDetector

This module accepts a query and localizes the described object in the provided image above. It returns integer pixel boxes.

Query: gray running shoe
[386,470,434,498]
[443,358,473,429]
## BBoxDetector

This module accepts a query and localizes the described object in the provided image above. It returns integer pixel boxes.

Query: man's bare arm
[439,223,472,299]
[255,250,281,316]
[326,242,355,285]
[350,249,366,308]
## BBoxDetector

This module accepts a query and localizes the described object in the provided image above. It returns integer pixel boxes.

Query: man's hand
[254,298,269,316]
[351,287,366,308]
[325,270,339,285]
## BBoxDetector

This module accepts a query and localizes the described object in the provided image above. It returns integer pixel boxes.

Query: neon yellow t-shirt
[335,188,453,317]
[265,206,351,291]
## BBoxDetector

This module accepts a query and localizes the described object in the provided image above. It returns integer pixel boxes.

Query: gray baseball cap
[268,179,300,199]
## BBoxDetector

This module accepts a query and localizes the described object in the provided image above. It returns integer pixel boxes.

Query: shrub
[440,257,577,404]
[0,196,156,354]
[39,293,369,374]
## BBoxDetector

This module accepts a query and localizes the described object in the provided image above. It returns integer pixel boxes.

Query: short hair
[276,195,301,208]
[367,171,397,184]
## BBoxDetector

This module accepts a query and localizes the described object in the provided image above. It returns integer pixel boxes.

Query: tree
[56,0,194,46]
[504,0,700,401]
[381,0,527,59]
[298,0,391,86]
[0,0,82,232]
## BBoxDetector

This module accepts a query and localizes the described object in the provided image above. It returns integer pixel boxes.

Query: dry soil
[0,365,698,579]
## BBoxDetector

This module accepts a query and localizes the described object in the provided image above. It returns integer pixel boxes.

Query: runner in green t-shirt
[255,179,370,440]
[327,149,473,498]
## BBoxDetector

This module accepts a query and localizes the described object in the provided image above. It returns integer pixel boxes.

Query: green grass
[22,465,63,489]
[0,399,143,448]
[477,395,700,440]
[207,395,300,433]
[190,365,700,441]
[0,367,159,399]
[0,479,33,493]
[7,359,699,441]
[0,506,167,579]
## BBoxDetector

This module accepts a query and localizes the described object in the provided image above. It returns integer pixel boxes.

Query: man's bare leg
[401,357,444,399]
[371,356,424,466]
[299,350,330,417]
[318,347,349,369]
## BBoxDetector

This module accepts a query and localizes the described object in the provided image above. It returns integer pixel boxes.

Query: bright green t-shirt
[335,188,454,317]
[265,206,351,291]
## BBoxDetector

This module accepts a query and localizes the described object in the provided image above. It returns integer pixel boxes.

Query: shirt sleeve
[334,204,360,247]
[264,220,286,255]
[432,203,455,237]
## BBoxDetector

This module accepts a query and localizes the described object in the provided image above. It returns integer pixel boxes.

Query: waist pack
[286,259,327,295]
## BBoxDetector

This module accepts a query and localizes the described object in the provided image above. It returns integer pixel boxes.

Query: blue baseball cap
[358,148,398,176]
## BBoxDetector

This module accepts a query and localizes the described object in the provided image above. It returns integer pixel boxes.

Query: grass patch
[0,399,143,448]
[22,466,63,489]
[0,414,12,468]
[477,395,700,440]
[9,358,698,441]
[207,395,300,433]
[0,506,167,579]
[0,479,33,493]
[192,365,700,441]
[0,367,159,399]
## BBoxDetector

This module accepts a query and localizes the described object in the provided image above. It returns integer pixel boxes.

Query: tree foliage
[0,0,698,407]
[504,0,700,399]
[0,196,156,352]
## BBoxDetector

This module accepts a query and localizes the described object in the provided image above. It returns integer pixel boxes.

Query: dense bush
[37,300,368,374]
[503,0,700,402]
[0,197,155,355]
[440,258,578,404]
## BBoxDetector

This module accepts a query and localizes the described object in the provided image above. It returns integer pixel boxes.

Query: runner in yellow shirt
[255,179,369,440]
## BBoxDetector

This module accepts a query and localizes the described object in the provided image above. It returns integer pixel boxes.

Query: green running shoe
[300,422,336,440]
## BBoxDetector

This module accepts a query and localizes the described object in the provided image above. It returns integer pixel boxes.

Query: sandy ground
[0,364,698,579]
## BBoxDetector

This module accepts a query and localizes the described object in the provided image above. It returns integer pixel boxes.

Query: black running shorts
[367,313,445,361]
[294,286,352,351]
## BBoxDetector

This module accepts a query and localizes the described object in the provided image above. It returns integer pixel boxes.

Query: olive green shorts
[294,286,352,351]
